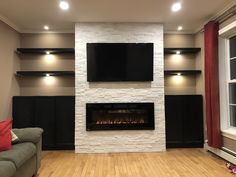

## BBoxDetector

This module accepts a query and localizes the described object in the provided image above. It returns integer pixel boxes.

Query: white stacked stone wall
[75,23,165,153]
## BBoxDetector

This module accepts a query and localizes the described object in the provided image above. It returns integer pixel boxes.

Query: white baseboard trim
[204,143,236,164]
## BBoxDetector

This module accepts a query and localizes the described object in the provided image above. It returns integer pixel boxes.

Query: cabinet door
[55,96,75,150]
[35,97,55,150]
[12,96,35,128]
[182,95,203,147]
[165,95,184,148]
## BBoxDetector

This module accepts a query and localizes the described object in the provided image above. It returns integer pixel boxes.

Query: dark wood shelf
[16,71,75,77]
[16,48,75,54]
[164,70,201,75]
[164,48,201,54]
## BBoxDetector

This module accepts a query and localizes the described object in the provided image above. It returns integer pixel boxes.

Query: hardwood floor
[38,149,234,177]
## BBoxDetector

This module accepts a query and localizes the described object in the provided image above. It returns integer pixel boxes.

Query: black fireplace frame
[86,103,155,131]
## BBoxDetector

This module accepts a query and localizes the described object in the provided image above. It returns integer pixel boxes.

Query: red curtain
[204,21,222,148]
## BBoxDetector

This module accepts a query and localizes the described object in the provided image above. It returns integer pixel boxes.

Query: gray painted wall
[0,21,20,121]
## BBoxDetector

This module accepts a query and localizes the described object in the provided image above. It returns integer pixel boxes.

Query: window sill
[222,128,236,140]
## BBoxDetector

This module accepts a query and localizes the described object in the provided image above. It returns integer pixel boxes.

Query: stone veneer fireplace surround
[75,23,165,153]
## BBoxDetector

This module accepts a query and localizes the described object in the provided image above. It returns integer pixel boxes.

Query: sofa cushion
[0,142,36,168]
[0,119,12,151]
[0,161,16,177]
[13,128,43,144]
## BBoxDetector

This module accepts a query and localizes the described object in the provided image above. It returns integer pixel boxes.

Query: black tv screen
[87,43,153,82]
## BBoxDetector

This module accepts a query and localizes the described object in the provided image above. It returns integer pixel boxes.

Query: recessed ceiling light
[44,25,49,30]
[171,2,182,12]
[59,0,69,10]
[176,51,181,55]
[177,26,183,31]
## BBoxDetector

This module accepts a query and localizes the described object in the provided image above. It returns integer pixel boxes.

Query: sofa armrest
[12,128,43,144]
[12,128,43,173]
[34,135,42,171]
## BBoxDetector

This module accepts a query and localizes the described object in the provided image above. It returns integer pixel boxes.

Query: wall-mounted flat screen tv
[87,43,153,82]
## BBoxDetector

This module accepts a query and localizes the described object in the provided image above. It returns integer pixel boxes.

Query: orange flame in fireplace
[95,117,145,125]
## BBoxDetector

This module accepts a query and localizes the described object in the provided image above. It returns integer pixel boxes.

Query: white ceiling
[0,0,235,33]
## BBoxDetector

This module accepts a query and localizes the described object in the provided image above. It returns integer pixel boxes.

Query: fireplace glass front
[86,103,155,131]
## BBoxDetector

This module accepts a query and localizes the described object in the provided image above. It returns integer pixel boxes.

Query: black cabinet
[55,97,75,149]
[12,97,35,128]
[35,97,56,149]
[12,96,75,150]
[165,96,183,147]
[165,95,203,148]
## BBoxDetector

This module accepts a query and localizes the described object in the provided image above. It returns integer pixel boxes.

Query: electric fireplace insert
[86,103,155,131]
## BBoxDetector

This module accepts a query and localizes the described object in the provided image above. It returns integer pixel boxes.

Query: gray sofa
[0,128,43,177]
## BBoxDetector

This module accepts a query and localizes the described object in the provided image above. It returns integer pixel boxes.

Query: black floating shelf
[16,71,75,77]
[164,48,201,54]
[16,48,75,54]
[164,70,201,75]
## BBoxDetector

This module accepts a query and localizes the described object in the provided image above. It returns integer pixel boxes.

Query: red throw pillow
[0,119,12,151]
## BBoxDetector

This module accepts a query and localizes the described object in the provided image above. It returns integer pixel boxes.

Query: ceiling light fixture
[46,51,50,55]
[44,25,49,30]
[177,73,181,76]
[59,0,69,10]
[46,74,50,77]
[171,2,182,12]
[177,26,183,31]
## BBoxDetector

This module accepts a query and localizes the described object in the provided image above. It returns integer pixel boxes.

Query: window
[219,21,236,139]
[228,36,236,127]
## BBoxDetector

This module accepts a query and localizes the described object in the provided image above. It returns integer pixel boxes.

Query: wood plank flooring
[37,149,234,177]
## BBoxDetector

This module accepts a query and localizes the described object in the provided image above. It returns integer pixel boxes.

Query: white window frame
[219,20,236,140]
